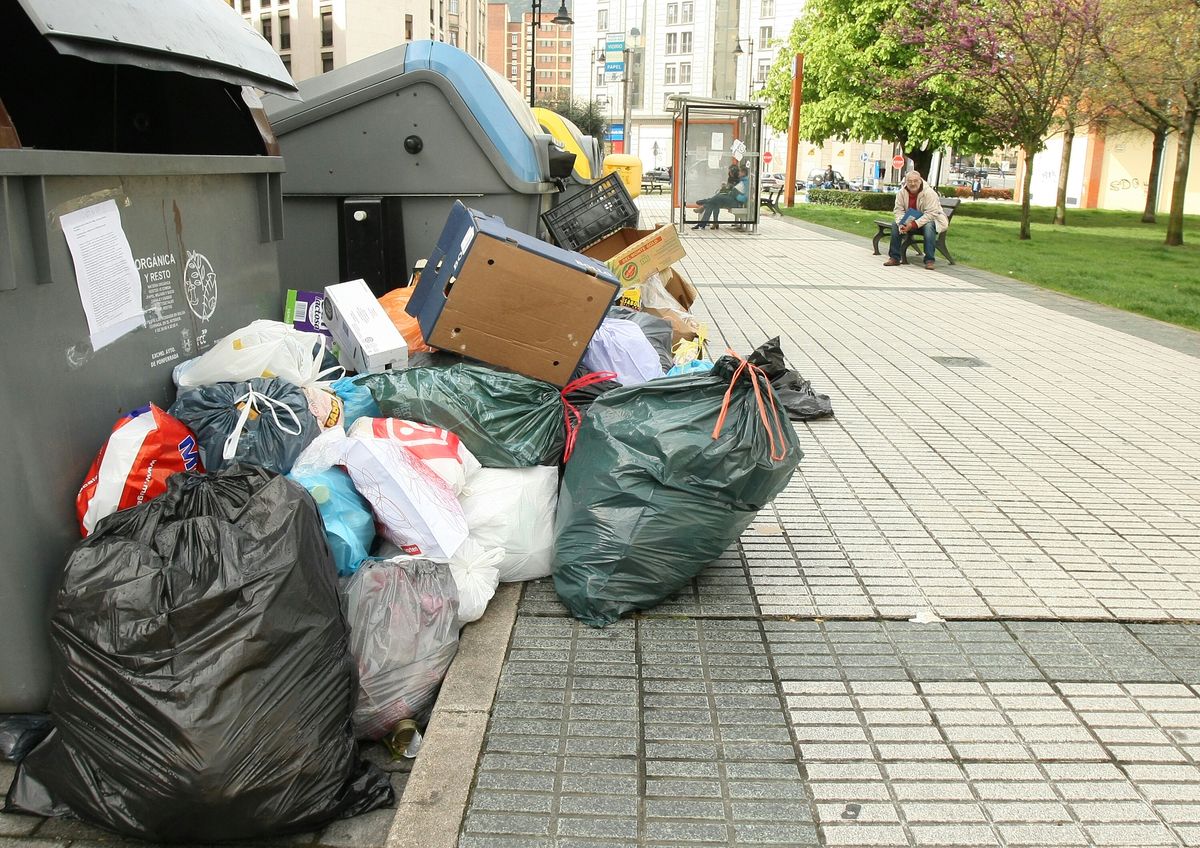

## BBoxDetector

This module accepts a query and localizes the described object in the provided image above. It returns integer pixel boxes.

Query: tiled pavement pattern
[462,204,1200,846]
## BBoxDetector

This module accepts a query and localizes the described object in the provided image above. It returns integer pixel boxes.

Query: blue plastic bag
[666,359,714,378]
[289,468,375,576]
[331,376,381,430]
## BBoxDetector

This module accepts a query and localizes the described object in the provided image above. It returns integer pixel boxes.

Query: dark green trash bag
[358,365,565,467]
[553,355,803,627]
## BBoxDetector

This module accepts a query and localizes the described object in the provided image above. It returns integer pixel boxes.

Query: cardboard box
[582,225,686,288]
[283,289,331,336]
[322,279,409,374]
[406,202,620,387]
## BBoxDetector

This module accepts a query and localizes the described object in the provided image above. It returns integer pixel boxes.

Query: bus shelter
[669,97,764,234]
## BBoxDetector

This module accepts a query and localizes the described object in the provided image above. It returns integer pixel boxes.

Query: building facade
[230,0,488,83]
[570,0,804,169]
[485,3,574,104]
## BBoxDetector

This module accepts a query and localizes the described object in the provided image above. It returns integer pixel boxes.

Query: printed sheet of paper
[61,199,145,350]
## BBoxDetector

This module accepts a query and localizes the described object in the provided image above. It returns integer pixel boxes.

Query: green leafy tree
[534,97,610,147]
[760,0,1000,179]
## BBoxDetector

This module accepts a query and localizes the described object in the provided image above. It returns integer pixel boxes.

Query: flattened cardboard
[582,225,686,287]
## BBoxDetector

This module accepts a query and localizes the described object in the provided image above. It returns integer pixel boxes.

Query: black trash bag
[747,336,834,421]
[0,716,51,763]
[5,466,393,841]
[169,377,319,474]
[563,361,623,415]
[608,306,674,371]
[554,356,803,627]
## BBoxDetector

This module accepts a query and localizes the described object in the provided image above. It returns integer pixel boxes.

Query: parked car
[760,173,785,191]
[645,167,671,183]
[807,168,850,190]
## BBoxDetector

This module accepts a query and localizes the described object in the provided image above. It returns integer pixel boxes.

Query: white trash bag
[348,418,482,495]
[173,319,340,388]
[459,466,558,582]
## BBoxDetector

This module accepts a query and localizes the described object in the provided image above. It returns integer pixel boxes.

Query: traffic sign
[860,152,869,162]
[763,152,773,165]
[892,154,905,170]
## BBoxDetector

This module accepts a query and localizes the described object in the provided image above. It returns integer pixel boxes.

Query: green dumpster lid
[16,0,297,96]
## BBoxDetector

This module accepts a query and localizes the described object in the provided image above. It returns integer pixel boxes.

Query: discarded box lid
[541,173,639,252]
[582,224,686,288]
[407,201,620,387]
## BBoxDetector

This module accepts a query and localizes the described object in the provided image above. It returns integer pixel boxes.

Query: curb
[384,582,521,848]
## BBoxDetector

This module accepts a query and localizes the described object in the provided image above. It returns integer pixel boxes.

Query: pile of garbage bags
[4,204,832,841]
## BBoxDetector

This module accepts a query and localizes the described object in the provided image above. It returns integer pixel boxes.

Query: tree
[1092,0,1183,225]
[759,0,1000,180]
[901,0,1101,239]
[534,97,609,146]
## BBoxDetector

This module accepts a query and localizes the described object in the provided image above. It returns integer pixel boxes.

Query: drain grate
[931,355,988,368]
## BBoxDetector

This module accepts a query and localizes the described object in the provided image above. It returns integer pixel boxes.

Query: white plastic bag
[173,320,341,388]
[341,438,468,560]
[343,558,459,739]
[348,418,481,494]
[581,318,664,386]
[448,539,503,624]
[459,466,558,582]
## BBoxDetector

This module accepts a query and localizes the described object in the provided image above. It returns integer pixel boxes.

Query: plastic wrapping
[349,418,482,495]
[609,306,674,370]
[344,559,460,740]
[460,467,559,582]
[0,715,51,763]
[289,468,375,576]
[169,377,319,474]
[331,376,382,429]
[747,337,835,421]
[378,287,436,354]
[359,365,566,467]
[5,467,393,840]
[553,356,803,627]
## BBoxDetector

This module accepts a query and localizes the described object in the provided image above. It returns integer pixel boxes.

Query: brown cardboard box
[583,225,686,288]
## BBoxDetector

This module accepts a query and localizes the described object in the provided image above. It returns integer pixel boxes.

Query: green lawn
[782,201,1200,332]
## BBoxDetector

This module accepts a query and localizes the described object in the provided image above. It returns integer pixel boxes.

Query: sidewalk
[4,199,1200,848]
[455,199,1200,847]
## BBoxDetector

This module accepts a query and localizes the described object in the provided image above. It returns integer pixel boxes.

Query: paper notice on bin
[61,199,145,350]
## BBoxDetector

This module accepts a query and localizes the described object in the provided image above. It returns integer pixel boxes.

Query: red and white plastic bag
[76,404,203,536]
[348,418,481,494]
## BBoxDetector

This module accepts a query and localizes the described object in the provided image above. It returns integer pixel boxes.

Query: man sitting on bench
[884,170,948,270]
[692,164,749,230]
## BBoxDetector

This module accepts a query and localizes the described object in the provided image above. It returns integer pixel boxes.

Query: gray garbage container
[0,0,296,712]
[265,40,570,296]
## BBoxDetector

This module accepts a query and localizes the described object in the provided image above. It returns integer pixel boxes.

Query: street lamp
[528,0,573,108]
[732,38,755,101]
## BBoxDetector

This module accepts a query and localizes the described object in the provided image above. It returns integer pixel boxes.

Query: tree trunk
[1142,123,1169,224]
[1053,120,1075,226]
[1166,106,1196,247]
[1020,144,1035,240]
[908,147,934,182]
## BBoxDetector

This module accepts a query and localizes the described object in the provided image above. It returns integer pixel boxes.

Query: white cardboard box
[322,279,409,374]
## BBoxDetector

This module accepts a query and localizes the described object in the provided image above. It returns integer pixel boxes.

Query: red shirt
[907,190,920,210]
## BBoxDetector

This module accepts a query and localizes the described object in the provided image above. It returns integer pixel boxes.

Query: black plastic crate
[541,173,640,252]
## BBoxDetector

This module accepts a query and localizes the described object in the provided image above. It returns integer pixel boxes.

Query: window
[681,2,693,23]
[760,0,774,15]
[278,0,288,6]
[757,58,770,82]
[596,66,605,87]
[260,14,272,45]
[680,61,691,83]
[597,9,607,29]
[680,31,692,53]
[664,64,677,84]
[663,91,677,109]
[511,63,518,76]
[666,3,678,24]
[320,8,333,46]
[279,13,290,49]
[322,52,334,72]
[448,0,459,13]
[406,14,414,40]
[759,25,773,44]
[511,33,519,45]
[665,32,677,53]
[281,56,291,73]
[449,27,459,46]
[241,0,250,13]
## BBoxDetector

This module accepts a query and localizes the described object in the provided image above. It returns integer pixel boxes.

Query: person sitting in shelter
[691,164,750,230]
[883,170,949,270]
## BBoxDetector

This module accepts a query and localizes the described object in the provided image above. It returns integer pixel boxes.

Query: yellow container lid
[533,108,594,181]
